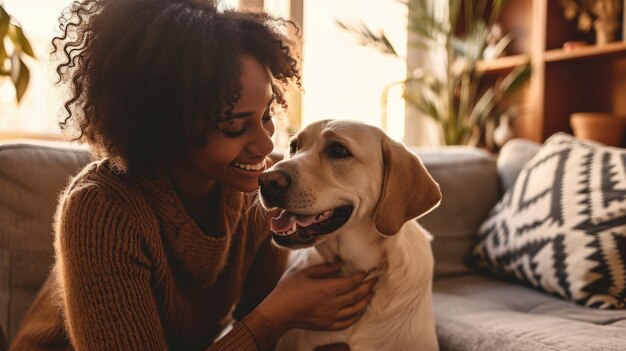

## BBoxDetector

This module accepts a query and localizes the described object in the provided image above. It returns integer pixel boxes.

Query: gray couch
[0,139,624,350]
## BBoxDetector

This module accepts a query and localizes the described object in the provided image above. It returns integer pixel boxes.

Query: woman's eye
[328,142,352,158]
[223,130,245,137]
[219,120,246,137]
[289,140,298,155]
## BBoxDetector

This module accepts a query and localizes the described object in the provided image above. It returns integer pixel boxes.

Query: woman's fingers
[335,278,377,306]
[326,271,369,295]
[334,292,372,321]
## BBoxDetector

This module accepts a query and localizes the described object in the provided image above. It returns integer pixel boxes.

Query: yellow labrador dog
[258,120,441,351]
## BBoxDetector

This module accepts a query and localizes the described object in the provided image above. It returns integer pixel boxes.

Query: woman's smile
[230,159,268,178]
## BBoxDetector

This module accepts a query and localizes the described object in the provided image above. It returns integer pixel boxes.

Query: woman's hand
[257,258,377,334]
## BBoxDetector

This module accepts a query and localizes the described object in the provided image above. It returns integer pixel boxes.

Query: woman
[9,0,375,350]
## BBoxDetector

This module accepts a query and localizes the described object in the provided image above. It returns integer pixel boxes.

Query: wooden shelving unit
[544,41,626,62]
[476,54,530,73]
[486,0,626,145]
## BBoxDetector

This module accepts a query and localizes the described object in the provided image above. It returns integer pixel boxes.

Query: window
[1,0,408,142]
[0,0,71,135]
[302,0,406,141]
[266,0,407,141]
[0,0,240,137]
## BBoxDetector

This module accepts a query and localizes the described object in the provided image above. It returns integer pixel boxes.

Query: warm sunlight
[299,0,406,141]
[0,0,69,134]
[0,0,406,141]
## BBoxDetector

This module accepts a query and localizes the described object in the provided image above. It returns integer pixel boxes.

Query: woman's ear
[374,138,442,236]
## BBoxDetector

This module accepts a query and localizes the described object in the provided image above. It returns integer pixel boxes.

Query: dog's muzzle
[258,170,291,207]
[258,169,353,248]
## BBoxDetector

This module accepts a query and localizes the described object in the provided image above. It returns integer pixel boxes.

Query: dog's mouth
[270,205,353,247]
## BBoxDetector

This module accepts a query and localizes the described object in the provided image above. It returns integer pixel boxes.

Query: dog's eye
[328,142,352,159]
[289,140,298,155]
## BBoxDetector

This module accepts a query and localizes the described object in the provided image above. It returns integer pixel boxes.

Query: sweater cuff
[211,321,257,350]
[241,309,282,351]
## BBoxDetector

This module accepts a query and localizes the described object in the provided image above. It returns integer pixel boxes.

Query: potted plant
[0,4,36,103]
[339,0,531,147]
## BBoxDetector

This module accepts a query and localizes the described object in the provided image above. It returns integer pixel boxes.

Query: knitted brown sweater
[9,160,288,351]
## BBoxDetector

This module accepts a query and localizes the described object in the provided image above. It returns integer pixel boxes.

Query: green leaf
[405,89,441,122]
[448,0,462,33]
[462,22,490,63]
[469,88,496,124]
[335,20,400,57]
[408,39,430,50]
[8,23,36,58]
[464,0,474,35]
[490,0,511,25]
[408,13,447,39]
[0,41,7,76]
[380,33,398,56]
[11,55,30,102]
[498,62,532,96]
[477,0,488,20]
[335,20,349,31]
[488,32,515,59]
[0,6,10,42]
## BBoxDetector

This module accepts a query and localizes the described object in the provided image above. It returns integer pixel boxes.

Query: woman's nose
[249,123,274,156]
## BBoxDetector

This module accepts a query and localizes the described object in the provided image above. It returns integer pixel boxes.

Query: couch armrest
[410,146,499,278]
[0,141,91,344]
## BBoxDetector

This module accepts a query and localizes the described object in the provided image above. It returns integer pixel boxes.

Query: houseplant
[339,0,531,147]
[0,4,35,103]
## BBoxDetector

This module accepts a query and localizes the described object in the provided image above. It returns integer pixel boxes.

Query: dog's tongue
[270,210,317,233]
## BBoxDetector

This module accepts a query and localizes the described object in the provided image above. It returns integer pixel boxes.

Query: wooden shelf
[544,41,626,63]
[469,0,626,145]
[476,54,530,73]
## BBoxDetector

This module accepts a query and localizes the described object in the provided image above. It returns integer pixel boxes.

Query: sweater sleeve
[233,221,289,350]
[233,237,288,321]
[56,185,169,350]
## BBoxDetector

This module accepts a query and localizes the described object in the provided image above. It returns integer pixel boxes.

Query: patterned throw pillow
[470,133,626,309]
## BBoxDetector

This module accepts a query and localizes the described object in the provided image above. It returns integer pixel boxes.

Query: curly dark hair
[53,0,301,171]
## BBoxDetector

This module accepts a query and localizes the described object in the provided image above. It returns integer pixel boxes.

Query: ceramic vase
[570,112,625,146]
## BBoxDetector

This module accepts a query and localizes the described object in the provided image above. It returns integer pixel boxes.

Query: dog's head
[258,120,441,249]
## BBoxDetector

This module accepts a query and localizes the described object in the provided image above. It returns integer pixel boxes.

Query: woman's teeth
[233,160,266,171]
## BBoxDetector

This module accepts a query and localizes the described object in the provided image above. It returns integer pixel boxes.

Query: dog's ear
[374,138,442,236]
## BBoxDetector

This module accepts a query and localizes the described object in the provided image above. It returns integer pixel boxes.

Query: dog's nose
[259,170,291,201]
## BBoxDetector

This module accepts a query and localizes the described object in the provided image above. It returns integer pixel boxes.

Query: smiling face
[259,120,386,248]
[168,55,275,194]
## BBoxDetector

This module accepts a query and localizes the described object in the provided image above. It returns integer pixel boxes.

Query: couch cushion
[0,141,91,343]
[434,274,626,351]
[470,133,626,309]
[411,146,499,278]
[497,138,541,192]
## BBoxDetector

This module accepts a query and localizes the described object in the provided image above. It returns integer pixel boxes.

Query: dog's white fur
[261,120,441,351]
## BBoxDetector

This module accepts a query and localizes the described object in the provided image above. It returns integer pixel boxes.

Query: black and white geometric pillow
[470,133,626,309]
